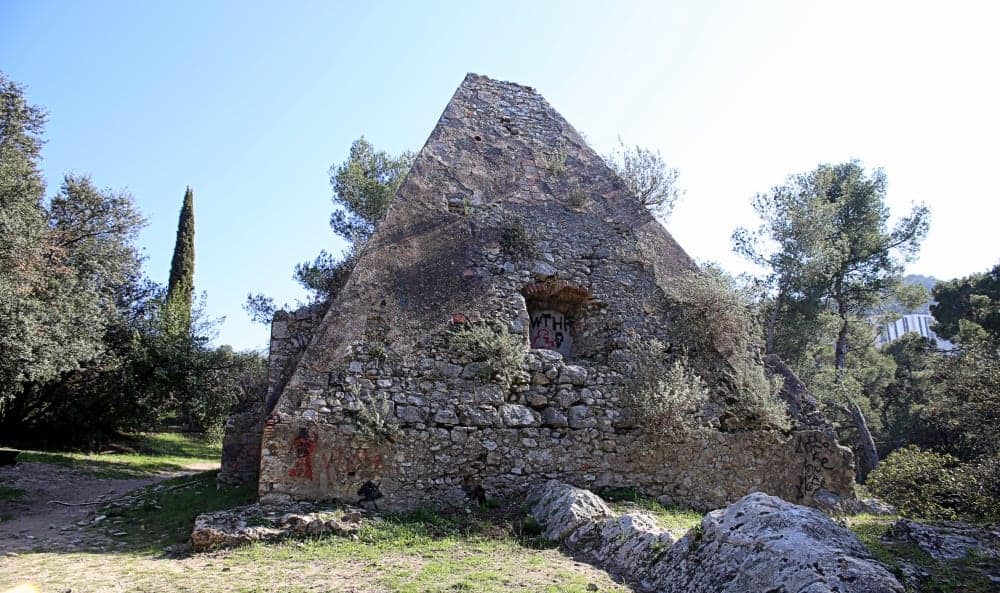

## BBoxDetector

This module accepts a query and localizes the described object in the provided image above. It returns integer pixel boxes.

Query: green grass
[600,487,703,536]
[0,484,26,501]
[226,507,610,593]
[100,470,256,551]
[846,514,998,593]
[18,432,221,478]
[8,476,629,592]
[0,484,25,524]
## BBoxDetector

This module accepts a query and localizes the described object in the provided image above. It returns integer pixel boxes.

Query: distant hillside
[905,274,939,293]
[881,274,942,315]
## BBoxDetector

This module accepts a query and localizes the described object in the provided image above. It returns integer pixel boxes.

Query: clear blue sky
[4,1,998,351]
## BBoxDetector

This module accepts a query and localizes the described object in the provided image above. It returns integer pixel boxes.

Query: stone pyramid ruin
[222,73,855,510]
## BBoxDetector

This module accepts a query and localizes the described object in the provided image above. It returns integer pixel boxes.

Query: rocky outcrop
[812,488,897,516]
[190,502,364,551]
[886,519,1000,562]
[529,480,904,593]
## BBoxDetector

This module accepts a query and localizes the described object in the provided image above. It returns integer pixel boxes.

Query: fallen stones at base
[529,480,904,593]
[190,502,366,552]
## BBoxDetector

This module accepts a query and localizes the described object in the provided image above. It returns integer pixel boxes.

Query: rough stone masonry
[223,73,855,511]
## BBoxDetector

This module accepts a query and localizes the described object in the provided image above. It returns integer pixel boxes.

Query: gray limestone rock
[191,502,363,552]
[396,405,427,424]
[529,482,904,593]
[541,407,568,428]
[568,405,596,429]
[432,408,459,426]
[531,261,557,279]
[500,404,538,427]
[527,480,613,541]
[644,492,904,593]
[559,365,588,385]
[885,519,1000,562]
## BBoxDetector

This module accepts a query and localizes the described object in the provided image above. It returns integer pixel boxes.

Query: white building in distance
[876,314,954,350]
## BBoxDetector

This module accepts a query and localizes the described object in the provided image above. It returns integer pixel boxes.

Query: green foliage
[355,393,399,444]
[866,446,996,521]
[242,292,277,324]
[734,160,929,367]
[0,485,25,501]
[567,183,588,209]
[923,341,1000,459]
[931,263,1000,345]
[329,136,415,246]
[498,213,538,260]
[249,137,412,309]
[538,143,568,177]
[733,161,929,477]
[164,187,195,335]
[0,175,147,437]
[620,336,709,437]
[292,248,356,304]
[604,138,682,218]
[450,322,526,390]
[669,268,790,431]
[877,334,940,454]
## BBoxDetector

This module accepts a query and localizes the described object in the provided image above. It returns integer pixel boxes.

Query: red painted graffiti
[288,428,318,479]
[321,447,385,482]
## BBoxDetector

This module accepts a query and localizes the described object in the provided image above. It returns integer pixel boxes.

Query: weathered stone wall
[256,73,855,510]
[218,303,325,485]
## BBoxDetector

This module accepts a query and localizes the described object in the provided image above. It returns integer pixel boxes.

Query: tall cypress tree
[165,187,195,334]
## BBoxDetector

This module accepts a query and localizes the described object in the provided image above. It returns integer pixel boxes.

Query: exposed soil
[0,462,202,554]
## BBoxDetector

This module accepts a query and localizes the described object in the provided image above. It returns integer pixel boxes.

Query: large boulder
[527,480,613,541]
[529,481,904,593]
[646,492,904,593]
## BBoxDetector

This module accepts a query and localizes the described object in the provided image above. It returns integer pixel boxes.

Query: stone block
[500,404,538,427]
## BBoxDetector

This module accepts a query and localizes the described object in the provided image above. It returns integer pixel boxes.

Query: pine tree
[165,187,195,335]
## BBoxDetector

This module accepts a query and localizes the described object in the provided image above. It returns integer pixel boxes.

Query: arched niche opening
[521,281,598,357]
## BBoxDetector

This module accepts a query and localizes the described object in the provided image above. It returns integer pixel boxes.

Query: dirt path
[0,462,208,554]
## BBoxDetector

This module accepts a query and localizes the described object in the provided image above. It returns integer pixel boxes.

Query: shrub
[670,268,790,431]
[450,322,526,390]
[568,183,588,209]
[498,214,537,260]
[355,393,399,444]
[621,344,709,438]
[866,446,992,521]
[539,144,568,177]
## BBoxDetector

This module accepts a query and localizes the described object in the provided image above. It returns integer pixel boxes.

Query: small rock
[432,408,459,426]
[568,405,596,429]
[499,404,538,428]
[541,407,569,428]
[559,365,588,386]
[532,262,557,278]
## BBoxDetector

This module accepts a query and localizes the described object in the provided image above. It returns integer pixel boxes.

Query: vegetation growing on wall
[449,321,526,390]
[619,335,709,437]
[669,268,790,432]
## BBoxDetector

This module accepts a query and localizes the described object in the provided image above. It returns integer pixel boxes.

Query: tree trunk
[849,400,879,481]
[834,303,849,372]
[765,284,785,355]
[831,298,879,480]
